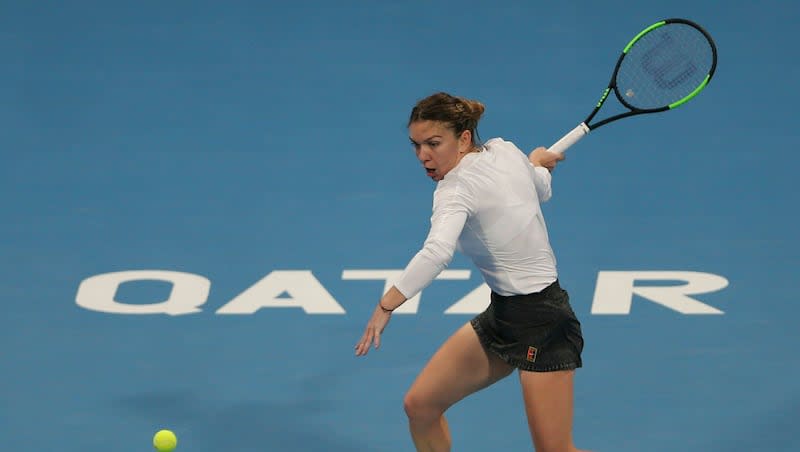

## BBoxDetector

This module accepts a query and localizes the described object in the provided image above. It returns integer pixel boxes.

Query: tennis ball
[153,429,177,451]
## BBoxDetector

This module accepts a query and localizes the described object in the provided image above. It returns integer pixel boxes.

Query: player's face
[409,120,471,182]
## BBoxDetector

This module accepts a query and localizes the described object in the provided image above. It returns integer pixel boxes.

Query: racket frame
[548,18,718,155]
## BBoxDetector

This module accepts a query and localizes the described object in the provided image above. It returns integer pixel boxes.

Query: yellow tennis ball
[153,429,177,451]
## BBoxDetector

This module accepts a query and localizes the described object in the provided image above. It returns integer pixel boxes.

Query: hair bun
[463,99,486,120]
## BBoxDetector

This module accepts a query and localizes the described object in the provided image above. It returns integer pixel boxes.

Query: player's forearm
[379,286,407,312]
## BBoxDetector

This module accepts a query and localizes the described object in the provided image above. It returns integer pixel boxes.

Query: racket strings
[616,24,714,110]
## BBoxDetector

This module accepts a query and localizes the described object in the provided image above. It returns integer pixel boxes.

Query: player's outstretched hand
[355,304,392,356]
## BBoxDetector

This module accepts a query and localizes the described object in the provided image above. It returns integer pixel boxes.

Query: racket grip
[548,123,590,154]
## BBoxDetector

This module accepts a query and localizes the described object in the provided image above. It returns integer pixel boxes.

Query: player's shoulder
[483,137,531,166]
[437,158,479,198]
[483,137,525,154]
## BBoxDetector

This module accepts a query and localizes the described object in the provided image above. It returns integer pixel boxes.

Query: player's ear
[458,130,472,152]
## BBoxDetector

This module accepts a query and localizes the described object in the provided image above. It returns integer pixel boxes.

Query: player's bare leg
[403,322,513,452]
[518,369,590,452]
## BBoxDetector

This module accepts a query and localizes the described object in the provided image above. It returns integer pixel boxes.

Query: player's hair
[408,92,485,147]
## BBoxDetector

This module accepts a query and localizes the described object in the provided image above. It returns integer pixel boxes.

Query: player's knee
[402,391,424,420]
[403,391,441,424]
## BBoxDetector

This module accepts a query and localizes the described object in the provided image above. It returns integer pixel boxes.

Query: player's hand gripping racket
[548,18,718,155]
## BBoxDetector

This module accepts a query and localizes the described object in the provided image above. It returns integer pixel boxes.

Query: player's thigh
[518,369,577,451]
[405,322,514,415]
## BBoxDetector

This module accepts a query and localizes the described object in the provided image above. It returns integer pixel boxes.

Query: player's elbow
[420,239,455,269]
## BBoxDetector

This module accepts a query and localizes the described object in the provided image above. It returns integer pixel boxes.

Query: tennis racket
[548,18,718,155]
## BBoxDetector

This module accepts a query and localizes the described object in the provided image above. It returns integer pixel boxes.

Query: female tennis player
[355,92,588,452]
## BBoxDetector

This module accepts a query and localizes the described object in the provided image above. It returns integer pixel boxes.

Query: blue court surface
[2,1,799,451]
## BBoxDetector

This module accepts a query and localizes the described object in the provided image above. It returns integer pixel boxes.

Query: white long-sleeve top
[394,137,558,298]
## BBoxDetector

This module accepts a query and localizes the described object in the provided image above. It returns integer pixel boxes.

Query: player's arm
[528,146,564,202]
[355,187,470,356]
[389,207,468,309]
[381,180,475,310]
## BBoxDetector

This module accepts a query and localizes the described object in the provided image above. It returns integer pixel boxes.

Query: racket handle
[548,123,590,155]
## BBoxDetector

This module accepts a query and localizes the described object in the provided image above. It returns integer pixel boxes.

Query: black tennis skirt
[470,279,584,372]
